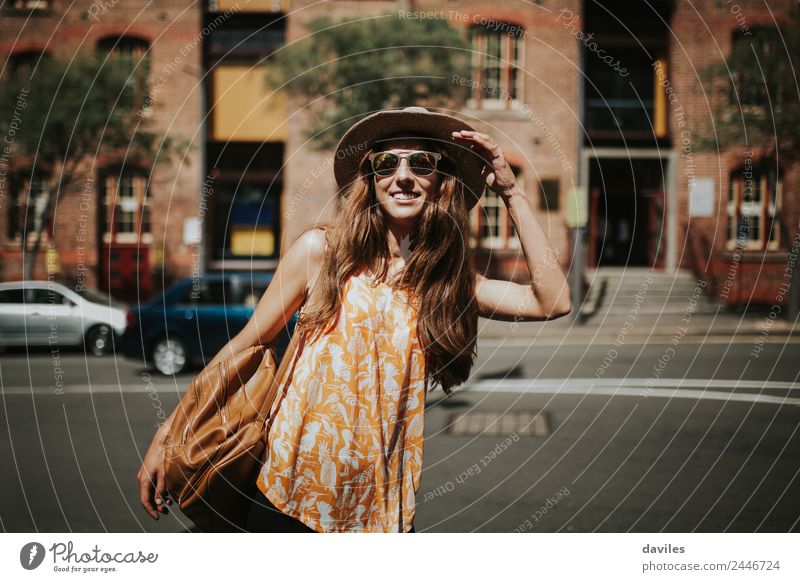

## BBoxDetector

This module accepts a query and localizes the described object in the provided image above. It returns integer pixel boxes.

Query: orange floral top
[256,268,427,532]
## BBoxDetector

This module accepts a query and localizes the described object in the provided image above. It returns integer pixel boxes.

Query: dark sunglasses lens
[372,153,399,176]
[409,153,437,175]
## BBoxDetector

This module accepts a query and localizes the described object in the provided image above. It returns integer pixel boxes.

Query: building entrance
[588,157,668,268]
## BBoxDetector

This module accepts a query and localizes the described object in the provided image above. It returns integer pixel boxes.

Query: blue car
[119,272,296,375]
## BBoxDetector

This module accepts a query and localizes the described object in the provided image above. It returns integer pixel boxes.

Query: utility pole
[566,186,588,324]
[570,22,587,325]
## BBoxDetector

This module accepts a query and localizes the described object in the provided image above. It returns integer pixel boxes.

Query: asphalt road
[1,340,798,532]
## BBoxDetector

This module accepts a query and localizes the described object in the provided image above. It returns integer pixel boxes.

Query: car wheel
[85,324,114,356]
[151,336,189,375]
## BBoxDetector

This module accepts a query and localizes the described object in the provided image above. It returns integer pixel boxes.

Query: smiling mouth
[391,191,420,200]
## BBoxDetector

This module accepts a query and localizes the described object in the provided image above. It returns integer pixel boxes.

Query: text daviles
[643,544,685,554]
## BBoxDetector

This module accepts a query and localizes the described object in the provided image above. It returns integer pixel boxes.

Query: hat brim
[333,108,490,209]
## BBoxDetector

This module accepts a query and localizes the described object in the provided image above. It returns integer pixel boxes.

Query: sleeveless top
[255,267,427,532]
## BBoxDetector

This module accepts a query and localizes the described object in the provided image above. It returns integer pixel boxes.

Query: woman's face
[371,137,441,230]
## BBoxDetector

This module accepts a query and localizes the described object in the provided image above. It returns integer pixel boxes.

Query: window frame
[730,26,790,108]
[7,0,50,10]
[100,169,153,245]
[8,172,52,244]
[97,35,151,110]
[468,24,525,111]
[727,163,782,252]
[6,50,50,83]
[538,178,561,212]
[471,166,522,250]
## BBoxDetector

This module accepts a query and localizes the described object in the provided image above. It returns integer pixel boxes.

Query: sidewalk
[477,268,800,343]
[477,307,800,343]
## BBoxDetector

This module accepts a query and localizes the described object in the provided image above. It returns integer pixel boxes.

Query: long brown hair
[298,138,478,394]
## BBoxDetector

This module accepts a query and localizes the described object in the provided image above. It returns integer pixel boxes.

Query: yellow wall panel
[211,66,287,142]
[654,57,668,138]
[230,227,275,256]
[216,0,290,13]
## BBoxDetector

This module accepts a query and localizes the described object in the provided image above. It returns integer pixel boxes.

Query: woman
[137,106,572,533]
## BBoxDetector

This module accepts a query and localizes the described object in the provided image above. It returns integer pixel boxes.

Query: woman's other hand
[451,130,518,198]
[136,423,173,520]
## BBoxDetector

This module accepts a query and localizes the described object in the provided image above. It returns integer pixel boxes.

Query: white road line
[3,377,798,406]
[465,379,800,406]
[469,378,800,390]
[477,337,800,347]
[1,384,187,395]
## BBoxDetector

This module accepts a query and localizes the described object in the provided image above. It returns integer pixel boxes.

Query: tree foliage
[266,13,472,149]
[0,50,187,279]
[699,8,800,163]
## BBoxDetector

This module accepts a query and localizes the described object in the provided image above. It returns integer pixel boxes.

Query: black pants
[245,491,317,533]
[245,487,416,533]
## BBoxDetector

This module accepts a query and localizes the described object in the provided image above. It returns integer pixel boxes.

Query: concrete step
[583,268,715,318]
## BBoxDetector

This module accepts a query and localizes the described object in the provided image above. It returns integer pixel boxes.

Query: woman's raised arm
[206,227,327,367]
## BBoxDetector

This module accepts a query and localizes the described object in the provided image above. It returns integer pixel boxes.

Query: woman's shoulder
[287,226,331,302]
[301,227,328,249]
[290,225,330,262]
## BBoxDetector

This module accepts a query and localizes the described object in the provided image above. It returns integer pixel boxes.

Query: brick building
[3,0,797,308]
[279,0,799,305]
[0,0,204,300]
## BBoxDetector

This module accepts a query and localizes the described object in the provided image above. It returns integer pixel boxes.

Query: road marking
[470,378,800,390]
[1,383,187,395]
[465,378,800,406]
[3,377,798,405]
[478,337,800,347]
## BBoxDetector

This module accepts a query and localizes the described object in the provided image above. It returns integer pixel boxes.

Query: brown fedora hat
[333,106,491,209]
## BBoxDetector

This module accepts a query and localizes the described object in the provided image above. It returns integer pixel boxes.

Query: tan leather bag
[163,329,306,532]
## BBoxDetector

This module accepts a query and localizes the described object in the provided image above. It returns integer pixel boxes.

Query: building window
[206,141,283,262]
[6,50,50,83]
[97,35,151,109]
[731,27,792,107]
[468,23,524,110]
[538,178,560,212]
[100,169,152,244]
[582,0,672,139]
[8,173,51,242]
[211,180,280,260]
[7,0,49,10]
[727,162,782,251]
[471,166,521,249]
[204,13,285,62]
[207,0,286,10]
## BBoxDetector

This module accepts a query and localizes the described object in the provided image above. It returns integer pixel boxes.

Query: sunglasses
[368,150,442,178]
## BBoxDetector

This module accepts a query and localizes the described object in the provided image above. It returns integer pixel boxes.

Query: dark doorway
[589,157,668,268]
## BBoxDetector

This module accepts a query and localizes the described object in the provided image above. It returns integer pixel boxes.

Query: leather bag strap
[257,325,306,424]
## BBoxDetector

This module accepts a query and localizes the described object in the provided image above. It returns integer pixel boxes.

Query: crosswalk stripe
[465,379,800,406]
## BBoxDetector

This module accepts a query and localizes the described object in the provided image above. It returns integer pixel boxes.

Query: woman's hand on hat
[451,130,518,199]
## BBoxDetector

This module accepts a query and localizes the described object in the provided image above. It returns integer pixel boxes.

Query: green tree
[0,50,187,280]
[266,13,472,149]
[697,9,800,318]
[699,8,800,162]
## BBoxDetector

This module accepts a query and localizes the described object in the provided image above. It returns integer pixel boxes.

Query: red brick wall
[0,0,203,298]
[6,1,794,303]
[669,0,799,302]
[282,0,581,277]
[282,1,403,250]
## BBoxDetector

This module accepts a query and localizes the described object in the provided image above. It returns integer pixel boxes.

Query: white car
[0,280,127,355]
